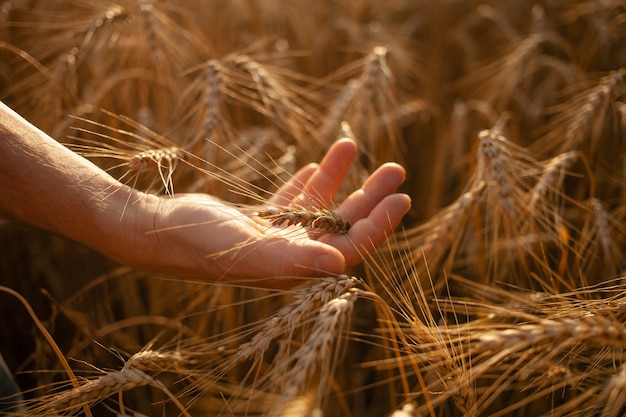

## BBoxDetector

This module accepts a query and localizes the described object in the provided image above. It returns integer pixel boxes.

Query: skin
[0,101,411,288]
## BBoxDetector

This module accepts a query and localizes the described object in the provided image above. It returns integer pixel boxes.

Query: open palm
[144,138,410,288]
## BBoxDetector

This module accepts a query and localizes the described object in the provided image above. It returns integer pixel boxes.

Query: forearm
[0,101,153,261]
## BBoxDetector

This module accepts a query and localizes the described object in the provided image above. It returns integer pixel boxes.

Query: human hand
[124,138,410,288]
[0,101,407,288]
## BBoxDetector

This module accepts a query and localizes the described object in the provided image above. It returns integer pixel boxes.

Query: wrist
[94,189,160,269]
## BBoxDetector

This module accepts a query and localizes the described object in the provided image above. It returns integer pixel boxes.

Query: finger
[270,163,318,206]
[336,162,406,223]
[295,138,357,208]
[320,193,411,266]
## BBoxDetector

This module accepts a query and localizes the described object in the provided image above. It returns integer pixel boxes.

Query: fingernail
[314,254,344,275]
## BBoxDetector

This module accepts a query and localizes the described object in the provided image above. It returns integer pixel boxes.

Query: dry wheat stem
[371,242,477,416]
[360,246,439,416]
[0,286,93,417]
[0,41,74,109]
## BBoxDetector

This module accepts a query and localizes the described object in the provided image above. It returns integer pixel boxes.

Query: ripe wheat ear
[319,45,403,169]
[257,205,351,235]
[67,111,197,198]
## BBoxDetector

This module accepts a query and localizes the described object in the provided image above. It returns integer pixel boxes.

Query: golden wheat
[2,1,626,416]
[49,366,154,411]
[257,205,351,235]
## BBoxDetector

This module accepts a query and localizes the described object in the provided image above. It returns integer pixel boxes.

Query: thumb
[267,238,345,277]
[233,239,346,288]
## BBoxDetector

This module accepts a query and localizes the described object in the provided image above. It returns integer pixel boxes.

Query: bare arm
[0,101,411,287]
[0,101,153,261]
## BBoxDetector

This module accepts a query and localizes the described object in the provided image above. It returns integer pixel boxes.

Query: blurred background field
[1,1,626,416]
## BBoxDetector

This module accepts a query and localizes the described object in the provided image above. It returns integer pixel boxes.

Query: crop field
[1,1,625,416]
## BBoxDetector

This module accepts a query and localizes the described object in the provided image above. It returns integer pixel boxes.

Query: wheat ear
[257,205,351,235]
[50,366,155,411]
[272,290,359,415]
[236,275,361,363]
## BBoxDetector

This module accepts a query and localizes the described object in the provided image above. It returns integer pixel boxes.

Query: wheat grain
[225,53,319,143]
[126,145,184,172]
[388,183,483,292]
[200,276,363,415]
[418,184,483,254]
[525,151,583,278]
[468,125,550,286]
[590,198,621,260]
[126,145,185,195]
[408,320,477,417]
[197,59,223,140]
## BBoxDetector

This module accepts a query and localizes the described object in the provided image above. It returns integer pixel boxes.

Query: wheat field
[1,1,626,416]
